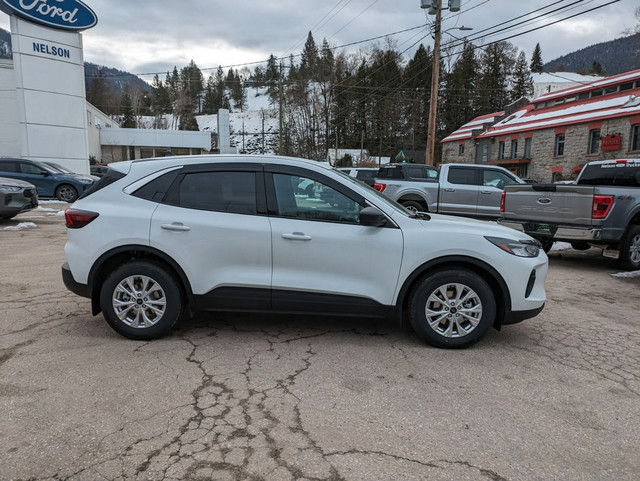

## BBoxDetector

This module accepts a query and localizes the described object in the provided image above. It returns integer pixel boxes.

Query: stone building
[441,69,640,182]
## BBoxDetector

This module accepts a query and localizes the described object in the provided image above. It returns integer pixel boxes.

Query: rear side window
[578,163,640,187]
[377,166,403,179]
[168,171,257,215]
[355,170,376,181]
[78,169,126,199]
[0,161,18,173]
[448,168,477,185]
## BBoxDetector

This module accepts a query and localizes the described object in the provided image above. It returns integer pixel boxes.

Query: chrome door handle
[444,188,455,192]
[481,190,493,194]
[282,232,312,241]
[161,222,191,232]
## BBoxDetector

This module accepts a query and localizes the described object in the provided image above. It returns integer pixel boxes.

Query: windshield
[333,169,412,216]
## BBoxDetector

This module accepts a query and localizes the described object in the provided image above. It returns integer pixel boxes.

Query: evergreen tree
[151,74,172,114]
[442,41,480,136]
[403,44,433,149]
[530,43,543,73]
[591,60,606,76]
[86,68,114,114]
[478,41,517,113]
[511,50,534,102]
[299,31,318,79]
[202,75,221,114]
[120,86,136,128]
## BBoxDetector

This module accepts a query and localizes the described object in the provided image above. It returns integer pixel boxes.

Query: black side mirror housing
[359,206,388,227]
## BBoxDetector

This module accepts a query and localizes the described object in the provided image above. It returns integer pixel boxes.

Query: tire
[55,184,78,202]
[617,225,640,271]
[409,269,496,349]
[538,238,554,253]
[570,241,590,251]
[100,261,182,340]
[402,200,424,213]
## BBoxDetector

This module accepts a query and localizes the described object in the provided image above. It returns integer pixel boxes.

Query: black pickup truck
[499,159,640,269]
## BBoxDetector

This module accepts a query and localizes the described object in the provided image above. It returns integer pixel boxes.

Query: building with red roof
[441,69,640,182]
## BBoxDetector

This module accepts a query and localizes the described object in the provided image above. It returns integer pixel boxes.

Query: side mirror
[40,170,50,176]
[359,206,388,227]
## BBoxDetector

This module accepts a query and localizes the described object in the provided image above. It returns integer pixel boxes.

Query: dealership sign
[0,0,97,31]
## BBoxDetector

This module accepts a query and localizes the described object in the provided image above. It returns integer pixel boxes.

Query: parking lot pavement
[1,209,638,481]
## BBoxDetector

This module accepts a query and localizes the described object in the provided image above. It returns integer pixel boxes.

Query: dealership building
[0,1,214,174]
[441,69,640,182]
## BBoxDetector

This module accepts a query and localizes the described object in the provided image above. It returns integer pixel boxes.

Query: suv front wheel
[409,269,496,348]
[100,261,182,340]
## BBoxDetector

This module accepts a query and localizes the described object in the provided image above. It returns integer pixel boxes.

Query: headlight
[0,185,21,193]
[485,236,541,257]
[77,178,94,184]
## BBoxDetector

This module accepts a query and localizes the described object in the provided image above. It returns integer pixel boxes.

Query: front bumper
[62,262,91,298]
[503,304,545,325]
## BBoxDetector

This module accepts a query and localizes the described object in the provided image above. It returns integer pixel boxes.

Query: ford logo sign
[0,0,97,31]
[537,197,552,205]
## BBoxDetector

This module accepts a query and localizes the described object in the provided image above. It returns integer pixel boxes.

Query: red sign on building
[601,135,621,151]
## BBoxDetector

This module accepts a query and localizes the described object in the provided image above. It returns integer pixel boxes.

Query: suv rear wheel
[55,184,78,202]
[409,269,496,348]
[100,261,182,340]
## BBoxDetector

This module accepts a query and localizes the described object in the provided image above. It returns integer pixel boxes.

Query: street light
[421,0,471,165]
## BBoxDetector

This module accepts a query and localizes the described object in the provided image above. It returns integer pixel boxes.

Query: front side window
[483,170,519,190]
[555,134,565,156]
[498,141,505,160]
[273,173,363,223]
[175,171,257,215]
[511,140,518,159]
[588,129,601,154]
[20,162,47,175]
[631,124,640,152]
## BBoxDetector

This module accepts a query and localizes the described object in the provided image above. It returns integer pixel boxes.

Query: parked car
[90,165,109,178]
[44,161,99,181]
[337,167,379,186]
[0,158,95,202]
[0,176,38,219]
[374,163,524,219]
[500,158,640,269]
[62,155,547,348]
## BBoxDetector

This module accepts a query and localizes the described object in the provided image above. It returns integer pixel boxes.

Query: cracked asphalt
[1,208,638,481]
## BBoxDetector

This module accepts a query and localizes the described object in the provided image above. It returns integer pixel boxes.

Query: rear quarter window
[78,169,126,199]
[377,167,403,179]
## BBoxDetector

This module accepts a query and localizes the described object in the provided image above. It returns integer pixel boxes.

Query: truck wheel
[408,269,496,349]
[100,261,182,340]
[617,225,640,271]
[402,200,424,213]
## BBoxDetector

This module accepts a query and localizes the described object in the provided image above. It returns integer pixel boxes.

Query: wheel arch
[395,255,511,330]
[397,193,430,210]
[88,245,194,315]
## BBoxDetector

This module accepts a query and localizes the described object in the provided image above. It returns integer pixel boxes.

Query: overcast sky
[1,0,638,81]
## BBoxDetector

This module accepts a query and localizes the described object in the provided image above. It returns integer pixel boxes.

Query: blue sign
[0,0,97,31]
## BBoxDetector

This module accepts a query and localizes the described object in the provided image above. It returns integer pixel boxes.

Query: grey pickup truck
[499,159,640,270]
[373,163,524,219]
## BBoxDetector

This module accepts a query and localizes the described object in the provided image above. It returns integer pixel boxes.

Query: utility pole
[279,61,283,156]
[425,0,442,166]
[421,0,462,165]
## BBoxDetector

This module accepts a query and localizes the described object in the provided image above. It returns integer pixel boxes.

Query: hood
[0,176,35,188]
[417,213,534,242]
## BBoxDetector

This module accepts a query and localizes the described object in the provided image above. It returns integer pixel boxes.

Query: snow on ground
[39,200,68,205]
[611,270,640,278]
[3,222,37,231]
[550,242,572,251]
[35,206,58,212]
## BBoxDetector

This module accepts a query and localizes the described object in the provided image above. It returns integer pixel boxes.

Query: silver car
[0,176,38,219]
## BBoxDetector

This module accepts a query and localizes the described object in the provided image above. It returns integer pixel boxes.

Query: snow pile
[46,211,66,217]
[611,271,640,279]
[3,222,37,231]
[35,206,58,213]
[550,242,572,251]
[39,200,68,205]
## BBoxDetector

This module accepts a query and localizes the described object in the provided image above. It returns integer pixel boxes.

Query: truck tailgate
[503,184,596,225]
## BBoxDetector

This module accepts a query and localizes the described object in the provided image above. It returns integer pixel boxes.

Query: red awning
[572,165,583,174]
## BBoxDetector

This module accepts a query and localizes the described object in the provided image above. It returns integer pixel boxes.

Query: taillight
[374,183,386,192]
[592,195,614,219]
[65,209,99,228]
[500,191,506,213]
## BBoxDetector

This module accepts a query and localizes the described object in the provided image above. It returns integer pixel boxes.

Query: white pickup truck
[374,163,524,219]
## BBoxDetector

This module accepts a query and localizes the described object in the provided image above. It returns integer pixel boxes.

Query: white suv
[62,155,547,348]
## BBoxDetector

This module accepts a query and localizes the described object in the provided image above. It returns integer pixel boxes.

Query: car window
[447,167,477,185]
[273,173,363,223]
[0,161,18,173]
[406,166,426,179]
[20,162,46,175]
[172,171,257,215]
[482,170,518,189]
[578,163,640,187]
[355,170,376,181]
